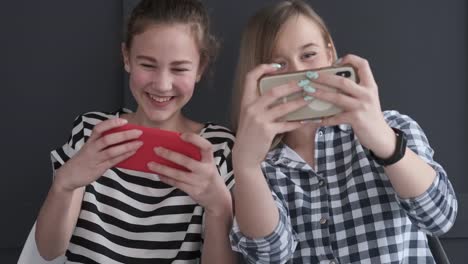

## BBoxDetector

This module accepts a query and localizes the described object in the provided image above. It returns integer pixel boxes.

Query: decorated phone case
[259,66,358,121]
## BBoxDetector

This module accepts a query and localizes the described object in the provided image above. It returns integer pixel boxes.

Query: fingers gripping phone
[104,124,201,173]
[258,66,358,121]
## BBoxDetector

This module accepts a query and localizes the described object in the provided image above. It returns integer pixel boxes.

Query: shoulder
[68,109,129,143]
[72,109,130,129]
[201,123,235,143]
[200,123,235,159]
[80,109,129,125]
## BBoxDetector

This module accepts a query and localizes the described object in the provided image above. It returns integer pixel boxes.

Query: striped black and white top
[51,109,235,264]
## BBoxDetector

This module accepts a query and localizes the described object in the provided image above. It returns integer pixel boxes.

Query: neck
[283,122,320,167]
[283,122,320,151]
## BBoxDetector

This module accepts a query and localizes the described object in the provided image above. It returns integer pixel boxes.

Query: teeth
[149,94,172,103]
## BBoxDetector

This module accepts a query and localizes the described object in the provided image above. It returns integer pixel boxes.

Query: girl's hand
[233,64,311,170]
[147,133,232,216]
[54,118,143,192]
[313,54,397,158]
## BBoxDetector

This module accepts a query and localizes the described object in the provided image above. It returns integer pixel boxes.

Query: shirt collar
[265,143,308,166]
[338,124,352,132]
[265,143,294,166]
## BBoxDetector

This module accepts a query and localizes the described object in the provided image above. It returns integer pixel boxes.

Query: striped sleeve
[50,115,83,171]
[50,112,111,170]
[384,110,458,235]
[202,124,236,191]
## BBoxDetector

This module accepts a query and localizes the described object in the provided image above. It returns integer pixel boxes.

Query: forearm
[384,148,436,199]
[374,117,457,233]
[35,180,84,260]
[370,125,436,199]
[201,194,237,264]
[388,151,457,234]
[233,165,279,238]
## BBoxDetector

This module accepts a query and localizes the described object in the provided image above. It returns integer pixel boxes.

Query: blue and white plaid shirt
[230,111,457,264]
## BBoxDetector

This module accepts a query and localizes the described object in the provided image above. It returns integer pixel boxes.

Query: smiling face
[271,14,333,73]
[122,23,202,127]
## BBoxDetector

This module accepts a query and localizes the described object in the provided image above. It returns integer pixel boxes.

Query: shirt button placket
[318,179,325,187]
[316,128,326,173]
[318,129,324,138]
[317,128,336,264]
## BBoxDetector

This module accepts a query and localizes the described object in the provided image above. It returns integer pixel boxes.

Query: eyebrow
[172,60,193,66]
[300,43,319,50]
[271,42,320,59]
[136,55,156,62]
[135,55,193,65]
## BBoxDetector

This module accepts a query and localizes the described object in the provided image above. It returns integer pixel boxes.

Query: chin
[146,108,181,124]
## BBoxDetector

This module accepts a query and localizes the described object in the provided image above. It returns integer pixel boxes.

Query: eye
[301,52,317,60]
[140,63,155,69]
[172,68,190,73]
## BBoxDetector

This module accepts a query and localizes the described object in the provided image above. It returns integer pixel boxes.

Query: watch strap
[371,127,407,166]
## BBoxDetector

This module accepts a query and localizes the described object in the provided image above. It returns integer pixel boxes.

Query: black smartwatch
[371,127,407,166]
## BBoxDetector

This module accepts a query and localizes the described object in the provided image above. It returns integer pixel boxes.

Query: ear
[326,43,335,66]
[122,43,131,73]
[195,61,207,83]
[196,71,203,82]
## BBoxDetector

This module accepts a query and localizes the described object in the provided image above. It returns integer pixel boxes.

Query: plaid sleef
[230,111,457,264]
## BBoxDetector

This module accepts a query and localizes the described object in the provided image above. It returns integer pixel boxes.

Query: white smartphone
[258,66,358,121]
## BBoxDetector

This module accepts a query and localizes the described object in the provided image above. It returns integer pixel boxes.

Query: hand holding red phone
[104,123,202,173]
[53,118,143,192]
[147,133,232,216]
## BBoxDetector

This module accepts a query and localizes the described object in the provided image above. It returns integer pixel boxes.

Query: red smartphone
[103,123,201,173]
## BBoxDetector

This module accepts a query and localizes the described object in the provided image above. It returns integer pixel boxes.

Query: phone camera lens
[336,71,351,78]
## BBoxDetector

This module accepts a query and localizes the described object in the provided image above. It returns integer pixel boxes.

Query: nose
[151,70,172,92]
[288,59,307,72]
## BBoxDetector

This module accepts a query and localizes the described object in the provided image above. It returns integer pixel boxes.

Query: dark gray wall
[0,1,123,263]
[1,0,466,263]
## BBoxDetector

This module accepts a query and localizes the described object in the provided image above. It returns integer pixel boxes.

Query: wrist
[369,126,397,159]
[205,188,233,218]
[232,151,261,175]
[52,166,77,193]
[232,147,263,171]
[51,179,75,197]
[370,127,407,166]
